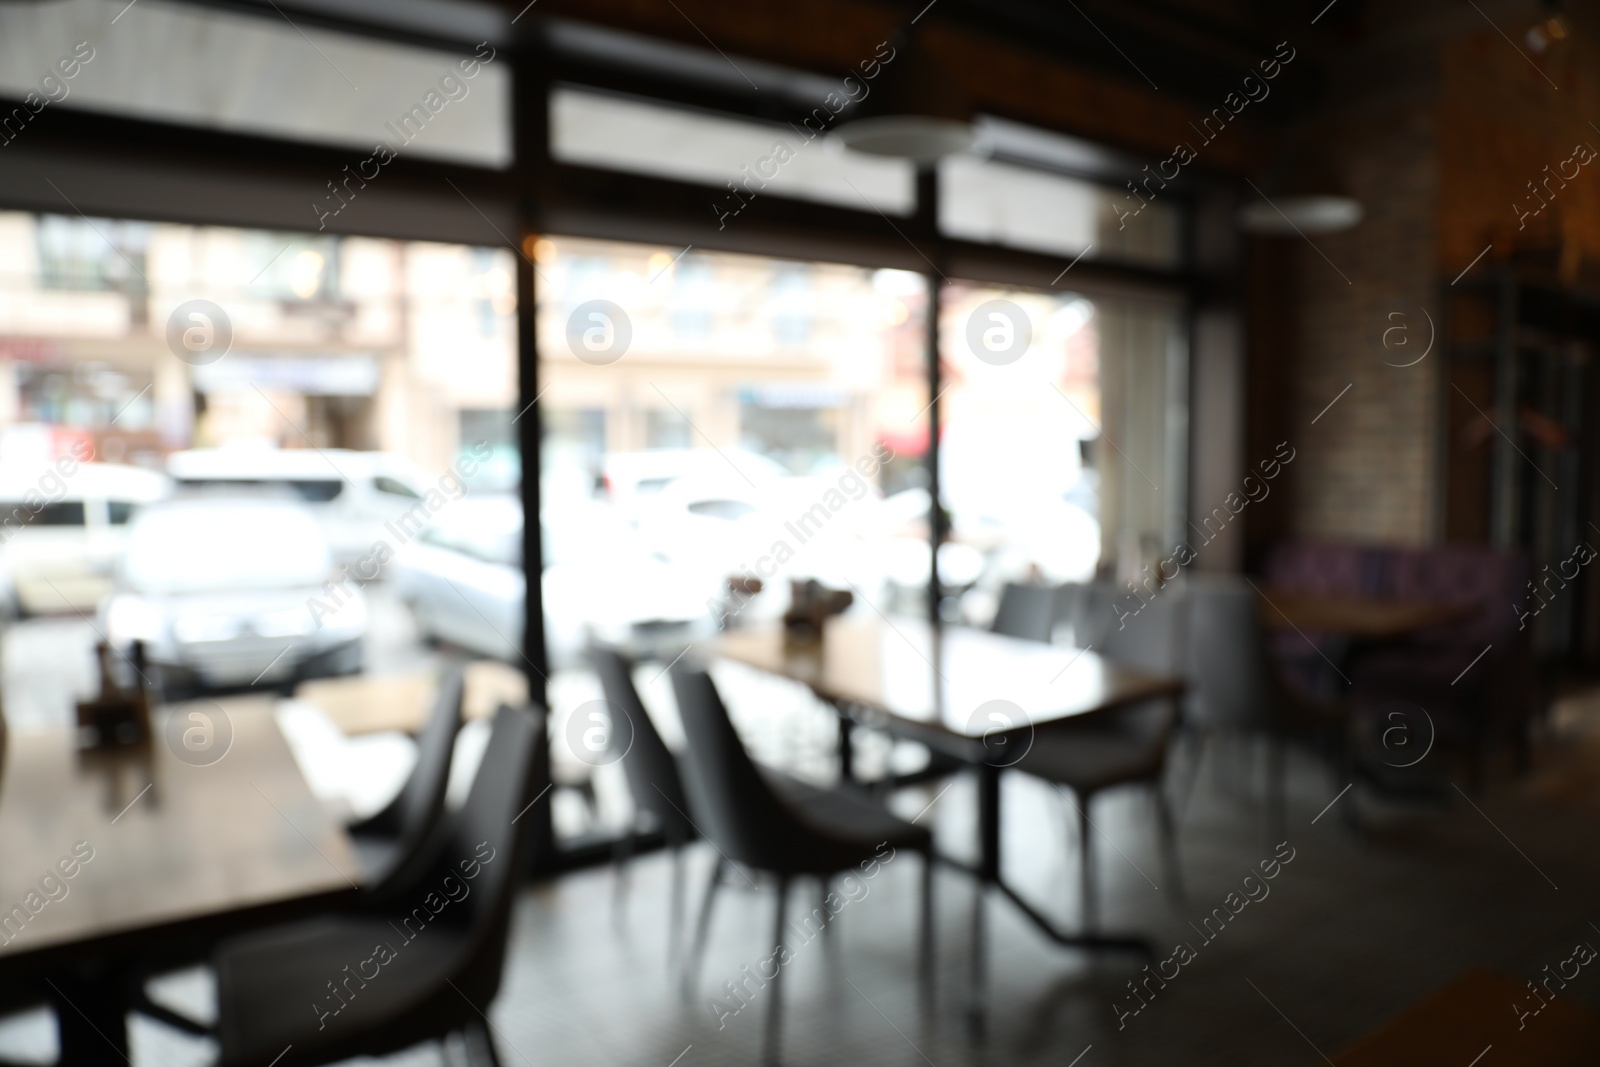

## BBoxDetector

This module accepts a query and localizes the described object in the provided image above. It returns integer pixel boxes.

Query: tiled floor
[9,711,1600,1066]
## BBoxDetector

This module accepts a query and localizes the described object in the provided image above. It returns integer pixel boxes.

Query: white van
[0,462,171,615]
[165,447,433,568]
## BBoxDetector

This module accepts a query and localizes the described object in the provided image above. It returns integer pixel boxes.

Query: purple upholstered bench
[1262,540,1535,777]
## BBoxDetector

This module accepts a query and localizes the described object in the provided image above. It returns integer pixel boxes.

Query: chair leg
[611,826,635,928]
[130,985,213,1036]
[966,881,987,1040]
[465,1017,503,1067]
[1173,730,1207,820]
[1073,792,1096,930]
[815,875,833,945]
[1265,734,1286,850]
[763,877,790,1067]
[1154,787,1184,903]
[682,856,726,995]
[668,841,687,965]
[919,848,935,1012]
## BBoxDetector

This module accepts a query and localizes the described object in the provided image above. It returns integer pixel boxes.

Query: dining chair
[1183,575,1349,842]
[990,581,1058,643]
[670,663,933,1066]
[345,662,465,901]
[202,702,545,1067]
[1015,585,1187,927]
[132,666,470,1039]
[591,646,695,957]
[1052,581,1090,645]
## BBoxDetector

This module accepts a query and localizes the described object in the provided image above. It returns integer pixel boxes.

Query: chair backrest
[1053,582,1089,643]
[1184,576,1279,732]
[1101,582,1187,676]
[590,646,694,843]
[669,663,814,872]
[354,664,465,895]
[991,582,1057,643]
[435,702,546,1008]
[1068,578,1123,649]
[229,704,542,1064]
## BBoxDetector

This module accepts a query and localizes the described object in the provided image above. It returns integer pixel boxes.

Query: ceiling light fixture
[1238,143,1363,235]
[832,28,975,164]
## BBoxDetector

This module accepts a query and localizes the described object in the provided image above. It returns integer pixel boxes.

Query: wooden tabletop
[294,660,524,736]
[1334,968,1600,1066]
[1257,587,1475,639]
[0,696,359,969]
[709,615,1184,748]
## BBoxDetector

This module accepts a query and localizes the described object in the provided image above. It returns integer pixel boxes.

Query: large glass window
[0,0,510,167]
[939,156,1183,269]
[535,235,929,834]
[550,88,916,214]
[937,282,1186,625]
[0,210,520,774]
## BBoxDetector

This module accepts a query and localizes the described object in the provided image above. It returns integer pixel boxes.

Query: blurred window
[106,501,134,525]
[550,87,915,214]
[687,499,756,521]
[0,501,85,527]
[174,478,345,503]
[422,513,519,566]
[940,156,1183,270]
[0,0,510,167]
[290,479,345,503]
[373,476,422,499]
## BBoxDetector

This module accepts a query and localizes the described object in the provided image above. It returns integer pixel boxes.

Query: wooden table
[0,697,360,1065]
[1334,968,1600,1066]
[1257,588,1474,639]
[711,615,1186,1026]
[295,660,524,736]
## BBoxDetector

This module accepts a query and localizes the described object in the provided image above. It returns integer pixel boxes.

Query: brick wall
[1282,98,1440,544]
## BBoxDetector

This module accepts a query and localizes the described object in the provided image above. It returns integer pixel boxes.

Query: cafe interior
[4,0,1600,1064]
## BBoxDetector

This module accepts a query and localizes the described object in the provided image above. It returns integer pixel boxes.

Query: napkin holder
[782,579,852,645]
[76,641,153,749]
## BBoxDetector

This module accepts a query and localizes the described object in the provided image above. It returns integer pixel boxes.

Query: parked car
[390,495,525,662]
[166,446,432,567]
[601,448,786,521]
[100,496,365,695]
[0,462,170,616]
[390,494,717,669]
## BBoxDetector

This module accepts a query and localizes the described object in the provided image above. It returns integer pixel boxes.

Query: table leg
[956,761,1148,992]
[967,762,1001,1036]
[838,715,854,783]
[976,762,1001,882]
[967,885,987,1040]
[50,964,130,1067]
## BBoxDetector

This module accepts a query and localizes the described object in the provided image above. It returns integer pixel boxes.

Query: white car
[391,495,525,662]
[602,448,786,521]
[100,497,366,695]
[390,494,717,669]
[166,447,432,567]
[0,462,170,616]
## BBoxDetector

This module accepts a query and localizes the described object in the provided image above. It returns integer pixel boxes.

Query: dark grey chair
[1184,576,1349,842]
[346,663,466,901]
[1053,581,1092,646]
[990,581,1058,643]
[1016,583,1186,926]
[670,663,933,1066]
[132,665,470,1040]
[206,702,546,1067]
[591,647,695,955]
